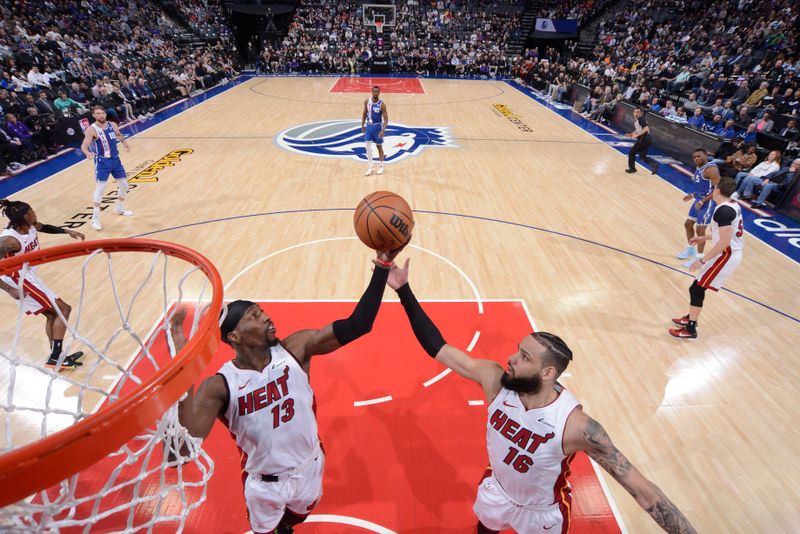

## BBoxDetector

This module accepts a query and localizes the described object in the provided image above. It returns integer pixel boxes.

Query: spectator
[736,106,752,125]
[660,100,677,118]
[720,143,758,178]
[745,82,769,107]
[53,90,83,115]
[26,66,50,89]
[732,150,782,192]
[3,113,38,158]
[683,93,700,113]
[718,120,737,139]
[738,159,800,208]
[780,119,799,140]
[712,137,745,165]
[34,90,57,117]
[755,112,774,133]
[704,114,723,134]
[648,97,662,113]
[687,108,706,129]
[94,87,120,122]
[68,82,89,105]
[0,126,23,172]
[737,123,758,144]
[719,101,735,123]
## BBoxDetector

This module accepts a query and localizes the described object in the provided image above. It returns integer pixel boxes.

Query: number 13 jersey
[218,343,319,475]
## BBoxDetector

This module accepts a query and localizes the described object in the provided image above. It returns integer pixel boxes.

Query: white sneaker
[731,191,740,200]
[115,205,134,216]
[377,166,384,175]
[91,217,102,231]
[365,167,374,176]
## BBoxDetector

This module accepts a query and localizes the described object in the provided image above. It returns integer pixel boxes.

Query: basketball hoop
[0,238,223,531]
[375,20,384,34]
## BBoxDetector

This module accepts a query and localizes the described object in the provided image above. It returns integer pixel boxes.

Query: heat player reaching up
[384,260,697,534]
[168,247,405,534]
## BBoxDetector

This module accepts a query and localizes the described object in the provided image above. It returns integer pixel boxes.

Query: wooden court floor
[2,77,800,533]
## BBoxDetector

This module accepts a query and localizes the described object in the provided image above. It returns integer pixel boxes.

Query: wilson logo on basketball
[389,214,411,238]
[276,120,457,163]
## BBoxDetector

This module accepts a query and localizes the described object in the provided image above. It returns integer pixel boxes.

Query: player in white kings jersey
[0,198,85,370]
[169,246,405,534]
[386,260,697,534]
[670,177,743,339]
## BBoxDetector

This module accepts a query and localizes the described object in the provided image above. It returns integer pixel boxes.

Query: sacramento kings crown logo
[275,120,457,162]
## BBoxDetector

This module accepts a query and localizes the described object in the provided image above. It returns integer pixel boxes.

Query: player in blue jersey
[677,148,721,265]
[361,85,388,176]
[80,105,132,231]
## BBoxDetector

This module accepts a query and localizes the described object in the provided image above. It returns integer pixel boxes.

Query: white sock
[92,206,100,218]
[366,142,373,166]
[688,245,697,255]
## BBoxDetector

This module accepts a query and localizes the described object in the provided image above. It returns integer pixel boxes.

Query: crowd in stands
[163,0,233,42]
[515,0,799,206]
[256,0,523,77]
[0,0,239,178]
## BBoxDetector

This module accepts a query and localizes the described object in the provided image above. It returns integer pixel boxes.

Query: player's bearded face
[501,368,543,394]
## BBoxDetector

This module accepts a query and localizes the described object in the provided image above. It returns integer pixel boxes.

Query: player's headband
[220,300,256,344]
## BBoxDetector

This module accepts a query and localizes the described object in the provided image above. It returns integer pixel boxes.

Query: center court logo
[275,120,457,163]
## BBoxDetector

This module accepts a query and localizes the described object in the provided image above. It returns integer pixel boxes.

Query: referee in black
[625,107,659,174]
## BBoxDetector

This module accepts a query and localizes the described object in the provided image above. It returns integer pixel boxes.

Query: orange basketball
[354,191,414,252]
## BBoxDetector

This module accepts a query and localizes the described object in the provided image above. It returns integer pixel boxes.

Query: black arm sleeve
[39,224,67,234]
[395,283,446,358]
[713,205,736,226]
[331,265,390,345]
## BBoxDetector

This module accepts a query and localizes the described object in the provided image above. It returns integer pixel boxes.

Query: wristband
[699,259,706,265]
[374,258,392,268]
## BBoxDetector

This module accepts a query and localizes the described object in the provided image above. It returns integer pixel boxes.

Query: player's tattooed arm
[579,414,697,534]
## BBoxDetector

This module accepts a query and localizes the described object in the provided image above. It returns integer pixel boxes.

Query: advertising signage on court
[59,149,194,229]
[492,104,533,132]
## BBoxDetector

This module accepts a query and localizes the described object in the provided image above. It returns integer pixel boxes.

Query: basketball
[354,191,414,251]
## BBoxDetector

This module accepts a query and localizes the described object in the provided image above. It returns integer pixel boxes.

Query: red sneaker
[669,327,697,339]
[671,315,689,327]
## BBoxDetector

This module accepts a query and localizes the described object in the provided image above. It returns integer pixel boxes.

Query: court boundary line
[129,208,800,324]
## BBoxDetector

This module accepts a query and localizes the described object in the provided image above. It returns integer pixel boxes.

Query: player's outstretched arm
[169,307,227,439]
[566,410,697,534]
[284,246,407,366]
[388,259,504,400]
[34,222,84,241]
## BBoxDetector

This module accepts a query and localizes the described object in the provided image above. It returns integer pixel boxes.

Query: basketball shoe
[671,315,689,326]
[676,245,697,260]
[669,326,697,339]
[365,166,374,176]
[115,203,134,216]
[376,165,384,175]
[46,352,84,370]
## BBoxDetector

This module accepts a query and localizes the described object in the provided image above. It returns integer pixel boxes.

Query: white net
[0,243,219,532]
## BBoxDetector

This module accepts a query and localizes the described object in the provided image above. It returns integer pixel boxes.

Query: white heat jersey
[1,226,40,260]
[217,343,319,476]
[486,384,581,506]
[711,201,744,253]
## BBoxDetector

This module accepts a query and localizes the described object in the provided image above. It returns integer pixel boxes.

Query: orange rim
[0,239,223,507]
